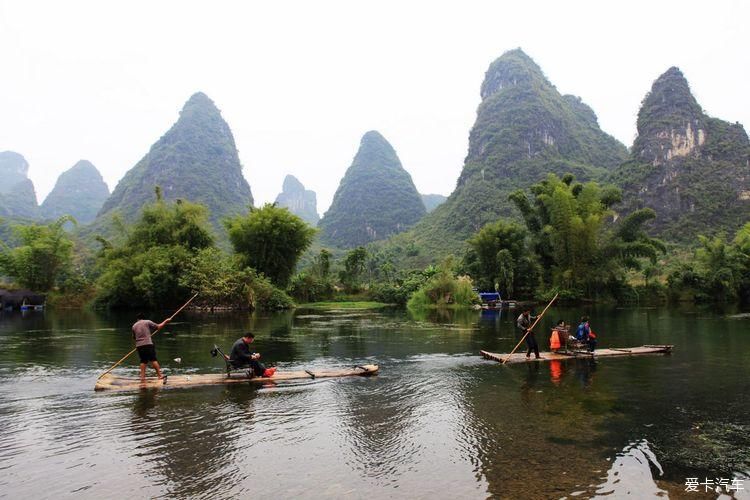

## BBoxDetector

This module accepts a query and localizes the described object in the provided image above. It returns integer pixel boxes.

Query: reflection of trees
[127,386,254,498]
[406,306,480,327]
[460,360,622,497]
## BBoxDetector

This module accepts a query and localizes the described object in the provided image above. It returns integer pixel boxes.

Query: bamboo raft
[95,364,379,391]
[480,345,673,365]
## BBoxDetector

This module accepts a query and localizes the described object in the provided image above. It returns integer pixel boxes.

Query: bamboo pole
[97,293,199,380]
[503,293,558,364]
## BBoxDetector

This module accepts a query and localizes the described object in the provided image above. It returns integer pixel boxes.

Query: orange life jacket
[550,330,561,349]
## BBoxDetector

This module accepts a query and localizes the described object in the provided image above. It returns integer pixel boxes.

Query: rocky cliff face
[40,160,110,224]
[274,175,319,226]
[612,67,750,240]
[0,151,39,219]
[318,131,426,248]
[405,48,628,255]
[97,92,253,232]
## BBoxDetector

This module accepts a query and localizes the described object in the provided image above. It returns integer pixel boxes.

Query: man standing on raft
[227,332,276,378]
[132,314,170,382]
[517,308,542,360]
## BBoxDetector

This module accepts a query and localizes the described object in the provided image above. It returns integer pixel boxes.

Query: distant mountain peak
[0,151,39,219]
[41,160,109,224]
[0,151,30,193]
[614,66,750,241]
[96,92,253,232]
[275,174,319,226]
[398,50,627,257]
[480,48,548,100]
[634,67,706,166]
[282,174,306,193]
[319,131,426,247]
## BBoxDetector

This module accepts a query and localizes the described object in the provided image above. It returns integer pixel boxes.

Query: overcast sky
[1,0,748,215]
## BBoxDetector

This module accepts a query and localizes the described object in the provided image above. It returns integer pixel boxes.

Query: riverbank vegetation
[4,174,750,311]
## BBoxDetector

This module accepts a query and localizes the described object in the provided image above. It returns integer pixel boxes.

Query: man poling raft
[94,292,379,392]
[96,293,199,385]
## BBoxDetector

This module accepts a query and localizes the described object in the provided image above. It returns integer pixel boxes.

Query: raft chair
[210,345,240,378]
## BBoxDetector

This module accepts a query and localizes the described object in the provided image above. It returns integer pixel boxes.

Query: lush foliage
[318,131,426,248]
[0,216,75,291]
[407,259,478,309]
[666,223,750,303]
[509,173,664,299]
[339,246,368,291]
[225,203,316,287]
[465,220,538,297]
[95,195,214,308]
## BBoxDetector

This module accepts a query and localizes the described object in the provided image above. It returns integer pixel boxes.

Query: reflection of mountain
[594,440,667,497]
[329,358,486,496]
[127,387,252,498]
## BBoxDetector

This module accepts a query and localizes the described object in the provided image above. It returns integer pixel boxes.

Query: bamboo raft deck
[480,345,673,365]
[95,364,379,391]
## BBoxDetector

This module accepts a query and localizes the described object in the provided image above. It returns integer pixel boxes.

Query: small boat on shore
[480,345,673,365]
[95,364,379,391]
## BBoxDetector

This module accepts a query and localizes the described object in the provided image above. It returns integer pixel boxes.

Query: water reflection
[1,305,749,497]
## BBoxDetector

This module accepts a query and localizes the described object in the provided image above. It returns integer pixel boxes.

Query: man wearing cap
[517,308,542,360]
[227,332,276,378]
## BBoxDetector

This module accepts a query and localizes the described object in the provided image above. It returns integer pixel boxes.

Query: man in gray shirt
[132,313,170,382]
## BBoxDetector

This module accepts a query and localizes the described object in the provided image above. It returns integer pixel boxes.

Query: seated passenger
[227,332,276,378]
[576,316,597,352]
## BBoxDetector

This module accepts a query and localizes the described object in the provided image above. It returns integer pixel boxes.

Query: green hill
[274,174,319,226]
[611,67,750,241]
[96,92,253,234]
[318,131,426,248]
[40,160,109,224]
[392,48,628,258]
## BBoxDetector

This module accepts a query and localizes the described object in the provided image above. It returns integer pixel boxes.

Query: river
[0,305,748,499]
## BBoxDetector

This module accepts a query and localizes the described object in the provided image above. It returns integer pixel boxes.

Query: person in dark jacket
[517,308,542,359]
[227,332,276,378]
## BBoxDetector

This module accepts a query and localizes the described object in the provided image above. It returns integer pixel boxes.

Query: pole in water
[97,292,199,380]
[503,293,558,364]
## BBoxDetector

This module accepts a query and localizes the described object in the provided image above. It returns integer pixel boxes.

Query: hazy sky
[2,0,748,215]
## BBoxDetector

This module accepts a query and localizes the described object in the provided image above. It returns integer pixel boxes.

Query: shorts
[137,344,158,363]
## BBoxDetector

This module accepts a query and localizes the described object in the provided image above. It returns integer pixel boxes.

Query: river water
[0,305,748,499]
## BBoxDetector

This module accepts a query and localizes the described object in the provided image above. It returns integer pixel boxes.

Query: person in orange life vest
[549,319,568,352]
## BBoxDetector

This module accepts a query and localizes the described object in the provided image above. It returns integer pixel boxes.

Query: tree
[224,204,316,287]
[313,249,331,279]
[0,216,75,291]
[509,173,663,298]
[95,193,215,308]
[466,220,536,297]
[694,234,741,301]
[339,246,368,291]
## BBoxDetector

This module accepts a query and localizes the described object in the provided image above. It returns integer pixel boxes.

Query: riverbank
[297,301,393,310]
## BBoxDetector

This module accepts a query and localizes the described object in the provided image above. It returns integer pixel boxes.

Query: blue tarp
[478,292,502,302]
